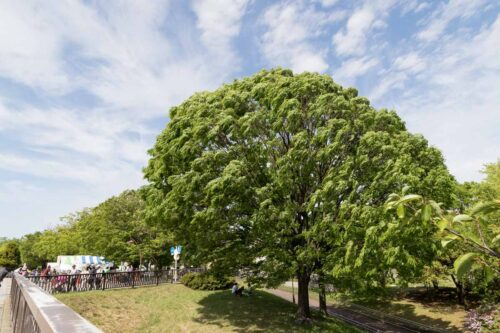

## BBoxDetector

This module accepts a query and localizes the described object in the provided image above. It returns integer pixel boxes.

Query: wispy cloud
[333,56,378,86]
[417,0,487,41]
[260,0,345,73]
[382,14,500,181]
[191,0,249,71]
[332,0,396,56]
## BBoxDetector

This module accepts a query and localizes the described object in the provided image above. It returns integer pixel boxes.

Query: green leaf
[484,266,495,284]
[452,214,472,223]
[422,204,432,223]
[386,193,400,202]
[441,235,457,248]
[402,185,411,195]
[437,219,448,231]
[396,194,422,205]
[429,200,442,215]
[492,234,500,244]
[470,200,500,216]
[454,252,478,279]
[397,204,405,218]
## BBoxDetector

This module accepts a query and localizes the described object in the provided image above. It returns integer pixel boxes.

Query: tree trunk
[296,270,311,322]
[431,279,439,290]
[318,275,327,315]
[379,272,386,288]
[451,274,465,306]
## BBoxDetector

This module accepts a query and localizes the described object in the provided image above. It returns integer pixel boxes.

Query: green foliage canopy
[144,69,454,318]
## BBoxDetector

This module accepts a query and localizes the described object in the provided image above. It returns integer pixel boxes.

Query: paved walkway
[0,278,12,333]
[267,289,446,333]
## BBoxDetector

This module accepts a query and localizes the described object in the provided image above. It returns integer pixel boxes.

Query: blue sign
[170,245,182,256]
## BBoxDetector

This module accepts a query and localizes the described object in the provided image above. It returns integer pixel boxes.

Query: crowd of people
[14,262,153,293]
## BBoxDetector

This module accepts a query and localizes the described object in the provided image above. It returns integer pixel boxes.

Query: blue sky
[1,0,499,238]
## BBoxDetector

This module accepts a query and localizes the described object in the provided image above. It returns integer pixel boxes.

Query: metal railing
[10,274,101,333]
[26,268,204,294]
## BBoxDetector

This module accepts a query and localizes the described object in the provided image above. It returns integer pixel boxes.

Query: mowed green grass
[56,284,361,333]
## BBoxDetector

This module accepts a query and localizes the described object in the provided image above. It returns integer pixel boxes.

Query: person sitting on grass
[231,282,245,296]
[236,285,245,296]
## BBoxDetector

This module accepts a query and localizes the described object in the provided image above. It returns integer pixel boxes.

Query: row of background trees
[0,189,173,271]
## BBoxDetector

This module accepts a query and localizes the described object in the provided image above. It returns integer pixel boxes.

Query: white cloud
[393,52,426,74]
[1,103,153,162]
[369,72,407,102]
[381,15,500,181]
[333,9,374,56]
[0,1,222,118]
[333,56,378,86]
[417,0,487,42]
[0,2,70,93]
[260,0,344,73]
[332,0,396,56]
[415,2,432,13]
[319,0,339,7]
[400,1,431,15]
[191,0,249,70]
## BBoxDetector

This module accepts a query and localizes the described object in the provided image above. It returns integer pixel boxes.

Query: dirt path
[266,289,447,333]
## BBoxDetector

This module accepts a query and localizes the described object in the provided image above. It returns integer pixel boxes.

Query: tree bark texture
[296,270,311,321]
[318,277,327,315]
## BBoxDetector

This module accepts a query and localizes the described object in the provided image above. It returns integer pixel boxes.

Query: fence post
[102,273,106,291]
[156,270,159,286]
[130,272,134,288]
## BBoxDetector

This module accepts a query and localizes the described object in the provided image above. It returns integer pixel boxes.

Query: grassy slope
[56,284,361,333]
[277,285,466,332]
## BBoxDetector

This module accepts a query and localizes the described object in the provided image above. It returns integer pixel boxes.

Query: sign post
[170,246,182,282]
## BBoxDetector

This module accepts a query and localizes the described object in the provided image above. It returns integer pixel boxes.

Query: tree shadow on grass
[194,290,356,333]
[349,288,465,332]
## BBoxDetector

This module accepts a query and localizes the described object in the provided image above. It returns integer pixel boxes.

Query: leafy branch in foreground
[385,190,499,279]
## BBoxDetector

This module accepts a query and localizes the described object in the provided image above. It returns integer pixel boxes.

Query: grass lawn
[277,284,466,332]
[56,284,361,333]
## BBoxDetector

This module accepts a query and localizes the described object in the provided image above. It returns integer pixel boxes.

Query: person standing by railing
[0,266,8,287]
[50,268,58,292]
[95,265,103,289]
[41,265,50,278]
[69,265,79,291]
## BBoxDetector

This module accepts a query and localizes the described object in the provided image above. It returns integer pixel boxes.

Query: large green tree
[144,69,454,320]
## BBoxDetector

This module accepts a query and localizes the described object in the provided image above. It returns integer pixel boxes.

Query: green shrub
[180,272,234,290]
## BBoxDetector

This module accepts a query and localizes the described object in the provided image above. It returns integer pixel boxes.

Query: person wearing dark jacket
[0,266,8,287]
